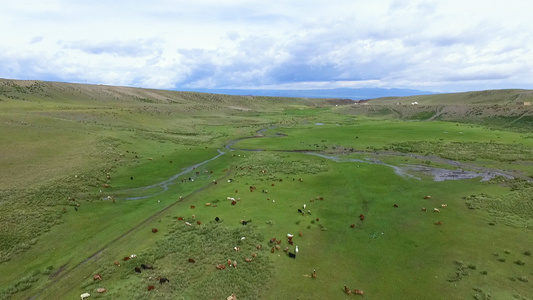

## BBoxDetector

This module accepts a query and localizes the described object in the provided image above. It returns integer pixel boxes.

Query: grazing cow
[228,259,232,266]
[441,204,447,208]
[205,203,211,206]
[197,221,202,225]
[276,239,282,245]
[251,252,257,258]
[103,184,110,188]
[344,285,351,295]
[422,207,427,212]
[234,246,240,251]
[424,195,432,199]
[275,245,281,250]
[152,228,158,233]
[433,208,440,213]
[298,231,303,237]
[288,252,296,259]
[271,247,275,253]
[295,246,299,254]
[256,244,262,250]
[80,293,90,300]
[227,293,237,300]
[123,256,130,261]
[147,285,155,291]
[288,240,294,245]
[135,267,141,273]
[178,217,184,221]
[114,261,120,267]
[245,257,252,262]
[216,264,226,270]
[141,264,153,269]
[353,289,364,297]
[393,204,399,207]
[192,215,195,219]
[232,260,237,268]
[190,205,195,209]
[159,277,169,285]
[93,274,102,281]
[231,200,237,205]
[351,224,356,228]
[435,221,443,225]
[215,217,220,222]
[298,209,303,214]
[312,269,317,279]
[316,217,320,222]
[185,222,192,226]
[188,258,195,263]
[303,204,306,209]
[283,247,289,252]
[360,214,365,221]
[96,288,107,294]
[130,254,137,258]
[241,220,248,225]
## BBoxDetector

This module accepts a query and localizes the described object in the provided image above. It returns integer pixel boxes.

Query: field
[1,79,532,300]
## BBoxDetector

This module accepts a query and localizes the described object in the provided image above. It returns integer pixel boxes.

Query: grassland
[0,79,532,300]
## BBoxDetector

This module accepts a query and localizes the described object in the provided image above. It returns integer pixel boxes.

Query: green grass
[1,80,532,299]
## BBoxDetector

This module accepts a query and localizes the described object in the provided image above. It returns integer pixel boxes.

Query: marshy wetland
[1,79,532,299]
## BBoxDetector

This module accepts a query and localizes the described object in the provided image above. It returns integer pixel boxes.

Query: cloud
[1,0,532,93]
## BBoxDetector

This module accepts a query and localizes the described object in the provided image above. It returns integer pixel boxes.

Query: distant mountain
[177,87,435,100]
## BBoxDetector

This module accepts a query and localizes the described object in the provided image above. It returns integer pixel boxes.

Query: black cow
[288,252,296,259]
[159,277,169,285]
[297,209,302,213]
[215,217,220,222]
[135,267,141,273]
[141,264,153,270]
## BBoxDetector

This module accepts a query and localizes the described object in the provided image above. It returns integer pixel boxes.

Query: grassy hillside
[0,80,532,300]
[367,89,533,105]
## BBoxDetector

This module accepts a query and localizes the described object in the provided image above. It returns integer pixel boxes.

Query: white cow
[81,293,90,300]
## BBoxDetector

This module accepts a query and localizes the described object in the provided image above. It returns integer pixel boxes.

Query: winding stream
[115,127,523,200]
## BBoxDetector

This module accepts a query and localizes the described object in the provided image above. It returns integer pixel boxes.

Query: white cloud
[0,0,532,92]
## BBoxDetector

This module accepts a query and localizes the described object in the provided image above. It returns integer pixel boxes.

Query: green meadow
[1,79,532,300]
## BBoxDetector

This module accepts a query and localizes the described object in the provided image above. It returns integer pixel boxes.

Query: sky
[1,0,532,93]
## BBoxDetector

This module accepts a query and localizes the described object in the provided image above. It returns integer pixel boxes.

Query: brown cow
[228,259,232,266]
[114,260,120,267]
[298,231,303,237]
[188,258,195,263]
[177,217,184,220]
[93,274,102,280]
[344,285,351,295]
[97,288,107,293]
[350,224,356,228]
[312,269,317,279]
[353,289,364,297]
[424,195,432,199]
[435,221,442,225]
[271,247,275,253]
[216,264,226,270]
[152,228,158,233]
[232,260,237,268]
[196,221,202,225]
[251,252,257,258]
[245,257,252,262]
[393,204,399,208]
[256,244,262,250]
[123,256,130,261]
[359,214,365,221]
[422,207,427,212]
[190,205,195,209]
[147,285,155,291]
